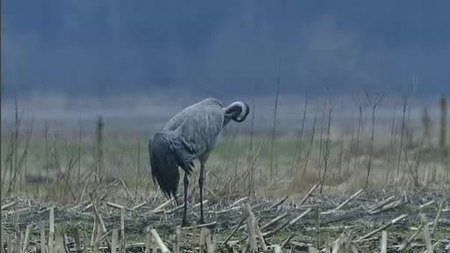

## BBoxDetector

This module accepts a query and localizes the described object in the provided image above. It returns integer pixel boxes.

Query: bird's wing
[167,101,224,163]
[150,98,225,198]
[163,98,223,131]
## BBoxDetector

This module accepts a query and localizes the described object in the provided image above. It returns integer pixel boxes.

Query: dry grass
[1,96,449,204]
[1,95,450,252]
[1,96,449,211]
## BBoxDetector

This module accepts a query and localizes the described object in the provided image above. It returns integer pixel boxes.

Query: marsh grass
[1,95,449,204]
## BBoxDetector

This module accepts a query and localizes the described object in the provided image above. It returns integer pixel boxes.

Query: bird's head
[225,101,250,122]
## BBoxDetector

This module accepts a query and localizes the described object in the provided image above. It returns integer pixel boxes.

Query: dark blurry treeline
[2,0,450,99]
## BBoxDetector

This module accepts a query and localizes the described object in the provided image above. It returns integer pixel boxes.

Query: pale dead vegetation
[1,94,449,252]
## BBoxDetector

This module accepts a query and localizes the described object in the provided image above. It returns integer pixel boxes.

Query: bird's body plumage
[149,97,249,226]
[150,98,225,198]
[163,98,225,158]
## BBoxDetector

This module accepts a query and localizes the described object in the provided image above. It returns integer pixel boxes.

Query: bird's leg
[198,162,205,224]
[182,173,190,227]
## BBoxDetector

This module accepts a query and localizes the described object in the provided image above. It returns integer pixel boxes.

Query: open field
[1,94,450,252]
[4,0,450,250]
[1,187,450,252]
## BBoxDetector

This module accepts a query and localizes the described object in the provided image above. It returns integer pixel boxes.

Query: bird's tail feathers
[149,132,182,199]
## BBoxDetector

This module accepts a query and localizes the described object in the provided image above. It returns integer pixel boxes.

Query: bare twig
[246,204,258,253]
[363,88,385,188]
[320,95,335,193]
[220,215,247,248]
[6,235,12,253]
[273,245,282,253]
[291,93,309,176]
[380,230,387,253]
[260,213,288,231]
[421,214,434,253]
[90,213,98,247]
[152,197,177,213]
[119,179,133,199]
[22,225,31,253]
[264,208,312,237]
[167,200,208,214]
[269,196,288,210]
[431,200,444,236]
[107,202,125,210]
[1,201,17,210]
[368,196,396,213]
[369,200,403,215]
[40,223,46,253]
[130,201,147,211]
[120,207,125,252]
[397,224,424,251]
[209,206,240,215]
[270,69,281,182]
[355,214,407,242]
[255,225,268,252]
[74,227,82,253]
[49,207,55,253]
[332,232,352,253]
[333,189,363,212]
[206,231,216,253]
[397,84,414,177]
[14,232,21,253]
[145,228,151,253]
[302,117,317,176]
[174,226,181,253]
[281,232,296,249]
[55,231,65,253]
[420,200,436,210]
[299,183,319,205]
[230,197,248,208]
[92,199,111,248]
[94,230,112,249]
[200,228,207,253]
[82,203,93,212]
[247,84,257,196]
[150,229,170,253]
[111,229,119,253]
[181,222,217,230]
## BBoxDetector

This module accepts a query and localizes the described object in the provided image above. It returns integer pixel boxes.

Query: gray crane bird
[149,97,250,226]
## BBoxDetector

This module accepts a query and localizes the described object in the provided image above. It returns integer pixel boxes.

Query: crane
[149,97,250,226]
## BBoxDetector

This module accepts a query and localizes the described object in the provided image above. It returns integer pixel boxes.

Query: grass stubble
[1,93,449,252]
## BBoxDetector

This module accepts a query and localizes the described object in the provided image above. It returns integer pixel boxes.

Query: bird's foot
[181,219,191,228]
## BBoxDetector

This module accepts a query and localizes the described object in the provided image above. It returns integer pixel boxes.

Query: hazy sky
[2,0,450,98]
